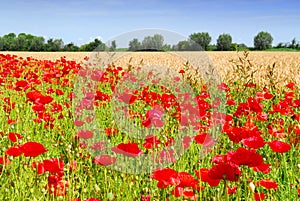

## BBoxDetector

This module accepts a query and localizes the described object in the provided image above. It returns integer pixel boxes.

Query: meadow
[0,51,299,201]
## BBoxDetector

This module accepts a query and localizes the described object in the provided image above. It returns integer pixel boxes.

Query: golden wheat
[1,51,299,88]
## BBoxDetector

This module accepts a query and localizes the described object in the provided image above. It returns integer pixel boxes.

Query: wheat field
[1,51,300,88]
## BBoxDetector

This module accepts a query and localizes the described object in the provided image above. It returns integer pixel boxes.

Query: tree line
[0,31,299,52]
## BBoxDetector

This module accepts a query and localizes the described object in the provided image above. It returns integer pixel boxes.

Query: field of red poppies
[0,52,299,201]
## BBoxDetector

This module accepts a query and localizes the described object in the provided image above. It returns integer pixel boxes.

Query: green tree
[16,33,28,51]
[0,37,3,50]
[45,38,64,51]
[109,40,117,51]
[141,34,164,50]
[276,42,284,48]
[174,40,190,51]
[290,38,297,49]
[189,32,211,51]
[217,33,232,51]
[63,43,79,51]
[2,33,17,50]
[32,36,45,51]
[254,31,273,50]
[128,38,141,51]
[162,44,171,51]
[80,38,106,51]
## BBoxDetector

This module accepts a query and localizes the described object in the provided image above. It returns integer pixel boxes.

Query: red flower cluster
[112,142,143,157]
[5,142,47,157]
[32,158,69,196]
[151,168,201,200]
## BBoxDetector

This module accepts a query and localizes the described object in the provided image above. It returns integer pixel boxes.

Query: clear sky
[1,0,299,47]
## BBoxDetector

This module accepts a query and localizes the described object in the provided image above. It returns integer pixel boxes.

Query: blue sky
[1,0,299,47]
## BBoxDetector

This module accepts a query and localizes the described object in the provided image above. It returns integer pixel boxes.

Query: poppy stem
[222,179,228,200]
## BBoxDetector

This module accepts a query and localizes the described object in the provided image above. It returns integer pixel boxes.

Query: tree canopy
[0,31,299,52]
[217,33,232,51]
[254,31,273,50]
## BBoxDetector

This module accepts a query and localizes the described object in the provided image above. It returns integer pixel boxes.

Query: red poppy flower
[226,99,236,106]
[254,192,265,201]
[93,155,116,166]
[143,135,160,149]
[218,83,230,92]
[228,148,263,167]
[195,168,221,187]
[5,146,22,157]
[89,142,106,151]
[46,176,68,196]
[286,82,295,90]
[177,172,199,189]
[118,92,137,104]
[43,158,64,174]
[172,186,198,200]
[257,179,278,189]
[241,136,266,149]
[95,90,111,102]
[142,107,164,128]
[141,194,151,201]
[56,89,64,96]
[77,130,94,139]
[46,87,54,94]
[112,142,143,157]
[194,133,215,147]
[32,104,45,112]
[211,154,228,164]
[173,76,181,82]
[208,162,241,182]
[227,185,238,195]
[252,163,271,174]
[20,142,48,157]
[38,95,54,105]
[182,136,191,149]
[15,80,29,91]
[84,198,101,201]
[74,119,85,127]
[104,128,118,137]
[26,90,43,102]
[32,161,45,174]
[151,168,180,188]
[268,140,291,153]
[8,132,23,143]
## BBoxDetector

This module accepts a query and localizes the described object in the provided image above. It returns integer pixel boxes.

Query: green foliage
[290,37,297,49]
[128,38,141,51]
[79,38,107,51]
[189,32,211,50]
[0,33,45,51]
[1,31,300,52]
[44,38,64,51]
[109,40,117,51]
[141,34,164,50]
[207,44,217,51]
[230,43,248,51]
[173,40,190,51]
[173,39,203,51]
[63,43,80,51]
[217,33,232,51]
[254,31,273,50]
[128,34,165,51]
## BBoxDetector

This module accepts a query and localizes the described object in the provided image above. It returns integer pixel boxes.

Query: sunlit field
[0,51,299,201]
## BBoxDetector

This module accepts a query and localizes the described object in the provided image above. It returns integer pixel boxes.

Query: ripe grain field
[1,51,299,88]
